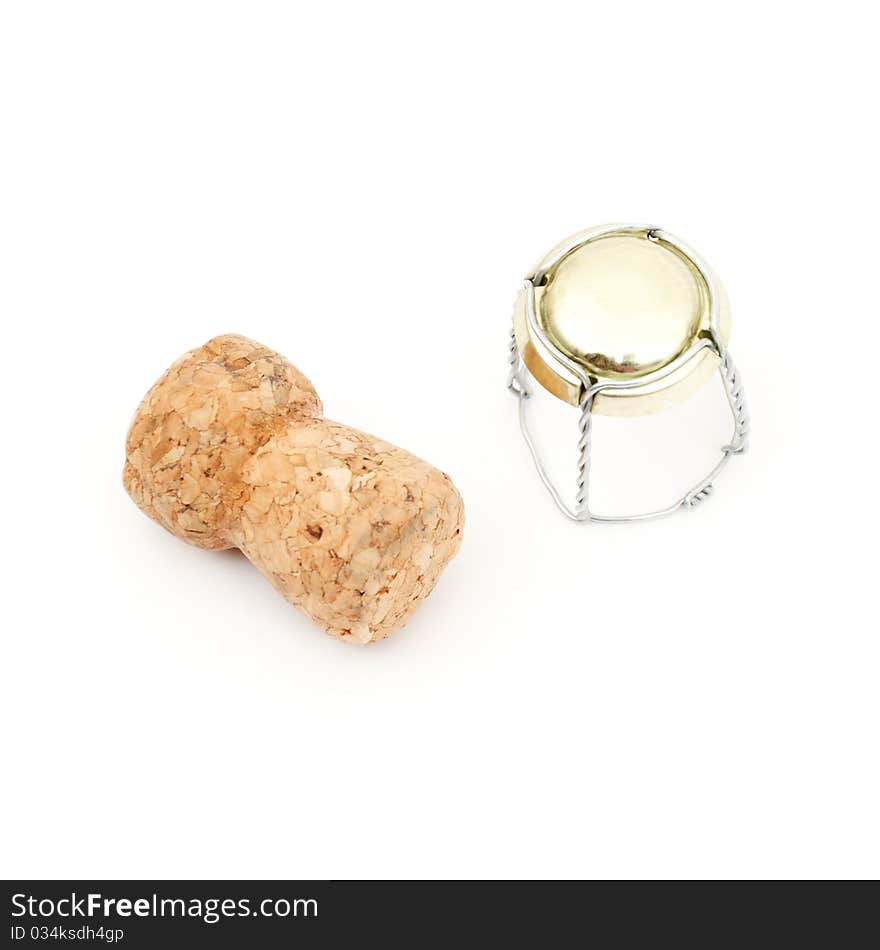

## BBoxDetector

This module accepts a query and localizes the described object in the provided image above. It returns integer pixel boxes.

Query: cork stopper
[124,334,463,643]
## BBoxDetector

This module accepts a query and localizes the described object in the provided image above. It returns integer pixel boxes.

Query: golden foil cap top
[513,225,731,415]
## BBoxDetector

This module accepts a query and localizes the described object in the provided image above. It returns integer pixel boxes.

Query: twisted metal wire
[574,389,593,518]
[682,343,750,508]
[684,484,714,508]
[508,317,749,522]
[507,326,525,396]
[718,342,749,454]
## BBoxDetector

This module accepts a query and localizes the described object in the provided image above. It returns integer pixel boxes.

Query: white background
[1,1,877,880]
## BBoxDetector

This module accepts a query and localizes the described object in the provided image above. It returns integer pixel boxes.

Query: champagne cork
[124,334,463,643]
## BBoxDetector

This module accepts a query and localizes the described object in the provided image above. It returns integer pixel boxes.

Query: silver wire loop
[507,225,749,523]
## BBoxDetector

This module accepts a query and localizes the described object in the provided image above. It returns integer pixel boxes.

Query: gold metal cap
[513,224,731,415]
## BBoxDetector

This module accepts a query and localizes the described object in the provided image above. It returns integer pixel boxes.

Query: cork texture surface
[123,334,464,643]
